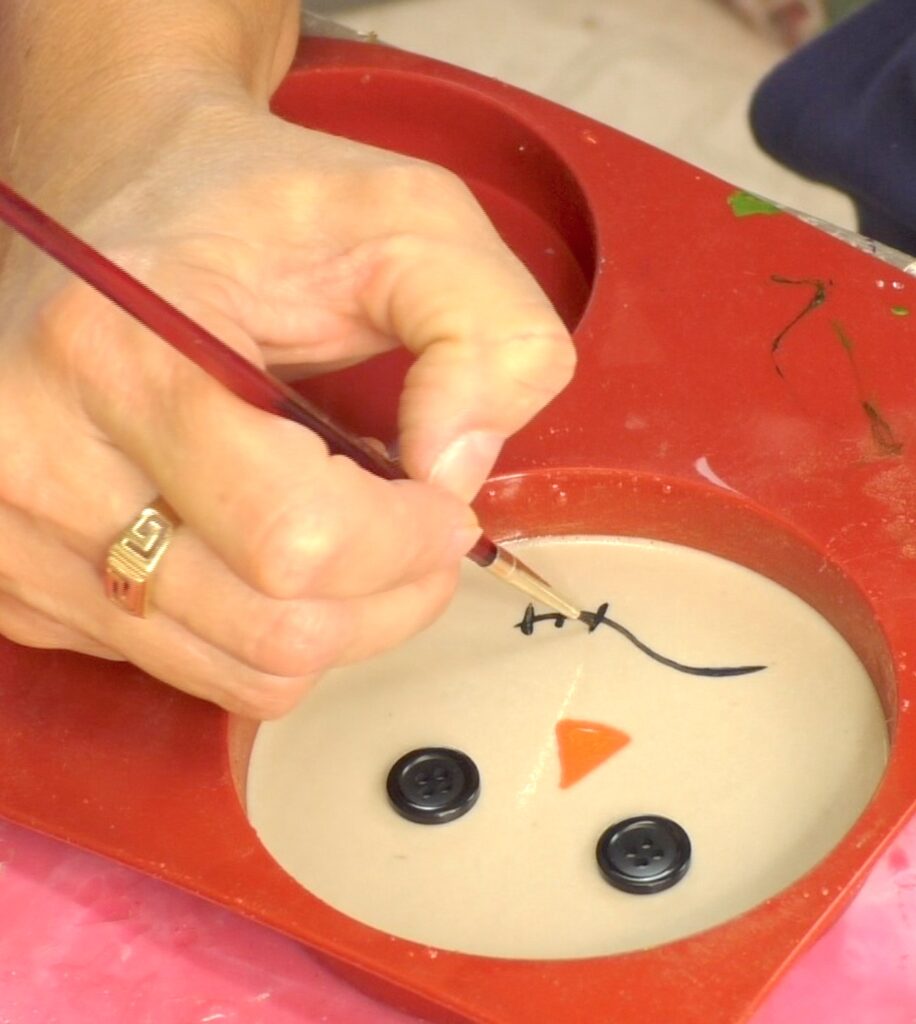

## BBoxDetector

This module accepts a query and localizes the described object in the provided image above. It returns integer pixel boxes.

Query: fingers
[145,562,457,715]
[152,533,459,676]
[146,156,576,504]
[359,233,577,501]
[252,166,577,502]
[41,281,480,601]
[0,513,316,719]
[0,591,121,659]
[0,499,459,719]
[3,274,475,718]
[0,134,577,720]
[115,370,479,600]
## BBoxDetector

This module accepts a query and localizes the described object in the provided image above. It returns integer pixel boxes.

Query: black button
[386,748,480,825]
[596,816,691,894]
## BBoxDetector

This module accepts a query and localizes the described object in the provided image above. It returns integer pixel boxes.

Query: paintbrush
[0,180,586,622]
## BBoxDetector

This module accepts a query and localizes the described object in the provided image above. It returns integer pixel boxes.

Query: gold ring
[103,499,177,617]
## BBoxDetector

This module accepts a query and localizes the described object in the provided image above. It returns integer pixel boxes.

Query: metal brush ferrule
[485,546,582,620]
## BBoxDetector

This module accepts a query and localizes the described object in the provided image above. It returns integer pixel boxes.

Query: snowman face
[245,537,887,960]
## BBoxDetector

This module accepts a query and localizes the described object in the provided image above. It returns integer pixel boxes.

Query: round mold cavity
[271,66,596,331]
[232,474,891,961]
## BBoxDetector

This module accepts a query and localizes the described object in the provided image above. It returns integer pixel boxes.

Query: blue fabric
[750,0,916,252]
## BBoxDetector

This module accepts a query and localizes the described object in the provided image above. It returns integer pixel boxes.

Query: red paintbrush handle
[0,182,395,476]
[0,180,498,567]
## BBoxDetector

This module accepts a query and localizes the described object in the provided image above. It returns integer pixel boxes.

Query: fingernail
[451,523,484,559]
[429,431,505,501]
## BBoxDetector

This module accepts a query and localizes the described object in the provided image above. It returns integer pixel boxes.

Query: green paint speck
[891,305,910,317]
[727,190,782,218]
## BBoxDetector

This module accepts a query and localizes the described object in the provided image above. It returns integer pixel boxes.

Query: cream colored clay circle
[246,536,887,960]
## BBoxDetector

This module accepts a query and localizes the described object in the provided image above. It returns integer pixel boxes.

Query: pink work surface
[2,814,916,1024]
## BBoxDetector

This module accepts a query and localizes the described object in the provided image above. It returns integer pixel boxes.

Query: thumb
[360,235,576,500]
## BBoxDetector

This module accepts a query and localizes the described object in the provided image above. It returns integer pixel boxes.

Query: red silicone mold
[3,36,916,1024]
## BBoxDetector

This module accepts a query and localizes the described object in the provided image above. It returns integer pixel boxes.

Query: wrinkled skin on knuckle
[339,160,484,240]
[231,673,315,721]
[32,283,105,376]
[493,329,578,404]
[369,160,467,204]
[0,356,97,524]
[246,494,335,599]
[241,600,347,679]
[31,278,157,430]
[396,348,475,452]
[0,399,44,513]
[400,326,576,431]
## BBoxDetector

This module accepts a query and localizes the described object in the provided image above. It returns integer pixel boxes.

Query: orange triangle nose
[556,719,630,789]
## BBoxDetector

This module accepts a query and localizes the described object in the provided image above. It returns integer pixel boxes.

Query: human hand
[0,17,575,719]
